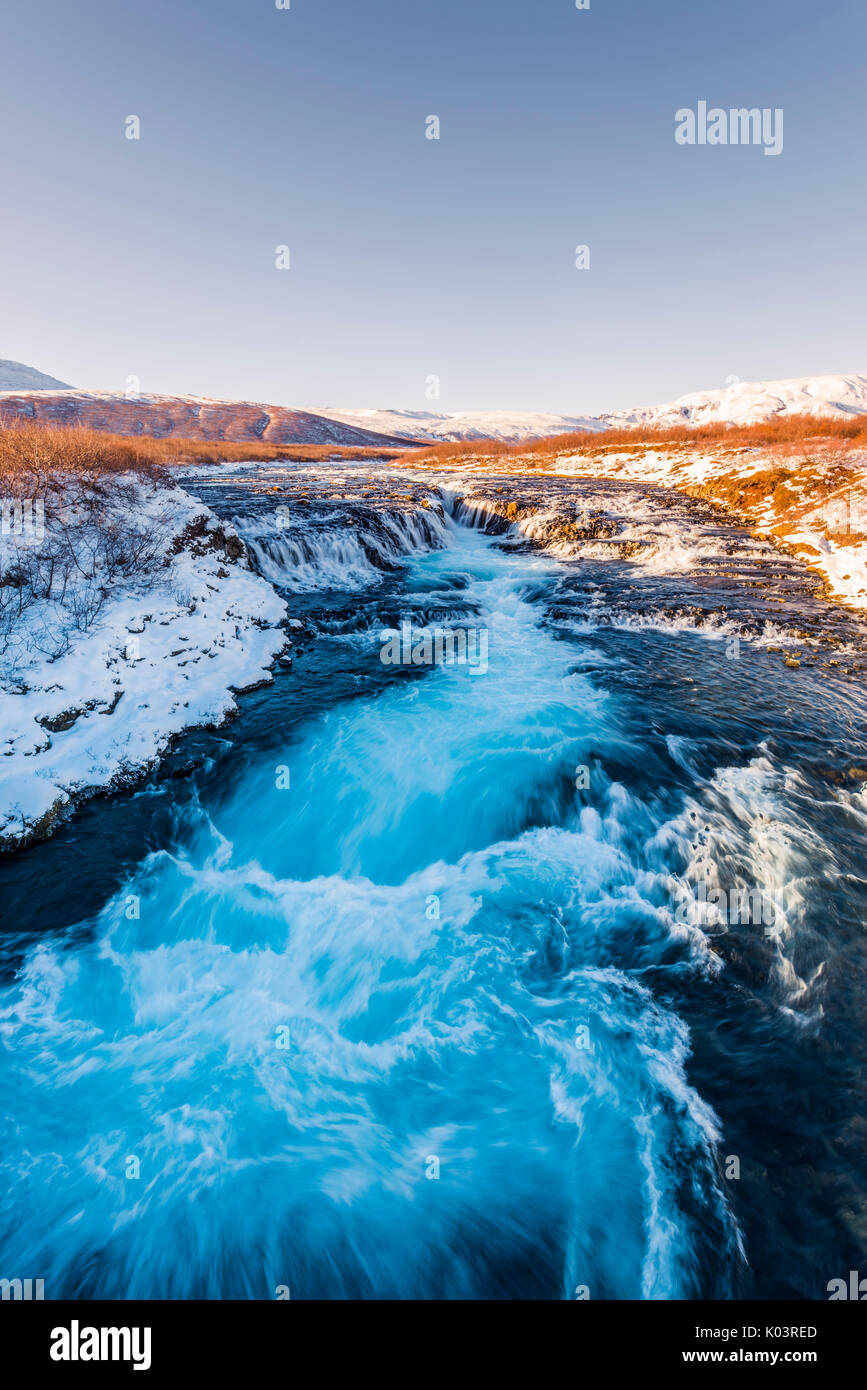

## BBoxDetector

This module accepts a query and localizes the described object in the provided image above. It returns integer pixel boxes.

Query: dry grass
[685,454,864,521]
[404,413,867,467]
[404,438,512,464]
[8,415,865,491]
[0,419,407,496]
[685,467,798,513]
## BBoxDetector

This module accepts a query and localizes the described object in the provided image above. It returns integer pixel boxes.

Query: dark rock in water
[169,759,201,780]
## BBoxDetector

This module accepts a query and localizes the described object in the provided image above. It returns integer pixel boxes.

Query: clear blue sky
[2,0,864,414]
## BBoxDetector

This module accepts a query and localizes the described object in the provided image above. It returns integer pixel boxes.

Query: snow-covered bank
[412,440,867,614]
[549,443,867,611]
[0,477,288,851]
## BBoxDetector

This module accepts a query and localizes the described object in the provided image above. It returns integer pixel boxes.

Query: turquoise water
[1,479,865,1299]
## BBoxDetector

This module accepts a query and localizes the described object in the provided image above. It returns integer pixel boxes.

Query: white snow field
[0,478,287,850]
[319,375,867,441]
[603,374,867,430]
[312,407,601,443]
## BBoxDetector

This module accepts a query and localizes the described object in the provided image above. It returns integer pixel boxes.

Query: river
[1,463,865,1300]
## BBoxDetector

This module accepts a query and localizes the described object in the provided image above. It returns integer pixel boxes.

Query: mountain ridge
[0,359,71,391]
[602,373,867,430]
[0,386,416,449]
[3,361,867,446]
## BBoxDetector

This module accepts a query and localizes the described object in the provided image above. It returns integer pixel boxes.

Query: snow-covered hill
[0,359,71,391]
[6,363,867,447]
[0,390,416,448]
[317,376,867,441]
[313,408,600,443]
[604,374,867,430]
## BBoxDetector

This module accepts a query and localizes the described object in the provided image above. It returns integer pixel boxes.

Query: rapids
[1,465,865,1300]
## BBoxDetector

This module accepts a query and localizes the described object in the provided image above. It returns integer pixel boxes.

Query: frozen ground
[552,444,867,610]
[0,477,287,850]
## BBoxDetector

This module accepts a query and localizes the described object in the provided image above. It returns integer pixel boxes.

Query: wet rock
[169,758,201,780]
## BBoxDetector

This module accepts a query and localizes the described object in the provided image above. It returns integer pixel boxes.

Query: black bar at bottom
[3,1298,863,1377]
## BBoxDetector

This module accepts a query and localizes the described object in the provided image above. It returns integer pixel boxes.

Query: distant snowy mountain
[6,364,867,449]
[314,408,601,443]
[318,376,867,441]
[0,359,71,391]
[603,374,867,430]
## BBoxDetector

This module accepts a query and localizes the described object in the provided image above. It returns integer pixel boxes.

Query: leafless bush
[0,564,35,655]
[0,454,180,660]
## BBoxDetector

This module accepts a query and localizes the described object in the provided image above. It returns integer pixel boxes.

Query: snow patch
[0,479,287,850]
[605,373,867,430]
[313,407,601,443]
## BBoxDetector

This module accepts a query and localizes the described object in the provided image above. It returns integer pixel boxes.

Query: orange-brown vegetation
[404,414,867,467]
[0,419,406,495]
